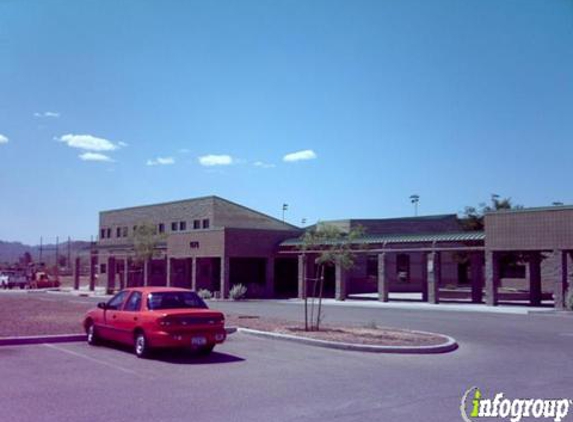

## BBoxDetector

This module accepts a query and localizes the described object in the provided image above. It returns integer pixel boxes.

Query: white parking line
[43,343,144,377]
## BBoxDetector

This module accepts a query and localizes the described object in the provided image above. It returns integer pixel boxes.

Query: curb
[0,334,87,346]
[237,328,458,354]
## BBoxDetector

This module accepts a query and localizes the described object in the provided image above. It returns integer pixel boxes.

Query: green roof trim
[280,231,485,247]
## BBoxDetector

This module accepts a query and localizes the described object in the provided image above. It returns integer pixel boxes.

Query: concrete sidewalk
[264,298,555,315]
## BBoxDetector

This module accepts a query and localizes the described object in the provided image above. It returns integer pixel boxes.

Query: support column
[421,253,428,302]
[143,259,149,287]
[89,254,96,291]
[107,256,116,294]
[220,257,230,299]
[265,257,275,298]
[426,252,440,304]
[485,251,499,306]
[377,253,388,302]
[470,252,484,303]
[166,256,172,287]
[191,257,197,291]
[123,258,129,289]
[529,252,542,307]
[73,256,80,290]
[297,254,307,299]
[553,250,567,310]
[335,261,347,301]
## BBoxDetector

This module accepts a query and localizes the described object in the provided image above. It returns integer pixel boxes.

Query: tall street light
[410,195,420,216]
[282,203,289,222]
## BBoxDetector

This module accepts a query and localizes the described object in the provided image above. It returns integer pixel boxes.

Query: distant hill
[0,240,93,266]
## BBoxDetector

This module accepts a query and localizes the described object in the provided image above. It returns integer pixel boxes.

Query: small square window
[122,227,128,237]
[193,220,201,229]
[180,221,186,231]
[133,225,137,233]
[171,222,178,231]
[202,219,210,229]
[158,223,165,233]
[116,227,121,237]
[106,228,111,238]
[100,229,106,239]
[100,264,107,274]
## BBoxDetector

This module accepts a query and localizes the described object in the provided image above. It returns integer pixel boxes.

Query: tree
[132,222,166,264]
[298,222,366,331]
[461,194,523,231]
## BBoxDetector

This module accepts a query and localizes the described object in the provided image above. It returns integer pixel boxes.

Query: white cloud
[198,154,234,166]
[118,141,128,147]
[283,149,317,162]
[57,134,120,151]
[79,152,114,162]
[146,157,175,166]
[179,148,191,154]
[254,161,276,168]
[0,134,8,144]
[34,111,60,118]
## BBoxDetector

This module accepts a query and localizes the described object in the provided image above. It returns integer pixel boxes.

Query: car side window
[123,292,142,312]
[107,291,129,310]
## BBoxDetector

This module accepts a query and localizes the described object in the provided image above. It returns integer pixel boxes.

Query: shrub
[229,284,248,301]
[566,289,573,311]
[197,289,212,300]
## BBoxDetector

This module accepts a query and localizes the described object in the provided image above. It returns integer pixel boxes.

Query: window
[147,291,207,310]
[158,223,165,233]
[106,228,111,238]
[107,291,130,310]
[396,254,410,282]
[202,219,210,229]
[193,219,201,229]
[100,229,106,239]
[124,291,142,312]
[122,226,128,237]
[100,263,107,274]
[133,225,138,233]
[171,222,178,231]
[116,227,121,238]
[179,221,186,231]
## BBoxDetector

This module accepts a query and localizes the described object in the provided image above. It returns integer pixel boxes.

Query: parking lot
[1,292,573,421]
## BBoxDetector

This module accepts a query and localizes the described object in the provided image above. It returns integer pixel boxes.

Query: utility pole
[67,236,71,271]
[55,236,59,278]
[410,195,420,217]
[39,236,43,264]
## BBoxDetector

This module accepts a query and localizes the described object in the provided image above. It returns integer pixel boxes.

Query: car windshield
[147,291,208,311]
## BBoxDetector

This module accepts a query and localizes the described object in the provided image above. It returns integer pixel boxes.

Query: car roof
[120,287,192,294]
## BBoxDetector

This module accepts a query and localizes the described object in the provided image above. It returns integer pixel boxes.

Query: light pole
[282,203,288,222]
[410,195,420,216]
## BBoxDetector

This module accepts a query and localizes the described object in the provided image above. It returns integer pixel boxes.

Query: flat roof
[485,204,573,215]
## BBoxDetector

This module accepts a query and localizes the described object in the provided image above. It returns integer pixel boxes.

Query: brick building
[88,196,573,309]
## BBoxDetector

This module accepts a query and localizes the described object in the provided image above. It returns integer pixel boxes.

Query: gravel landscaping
[0,293,448,347]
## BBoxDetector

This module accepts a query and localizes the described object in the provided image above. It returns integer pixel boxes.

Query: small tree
[298,222,366,331]
[461,194,523,231]
[132,222,165,263]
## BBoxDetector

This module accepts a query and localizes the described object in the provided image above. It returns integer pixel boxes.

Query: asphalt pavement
[1,293,572,421]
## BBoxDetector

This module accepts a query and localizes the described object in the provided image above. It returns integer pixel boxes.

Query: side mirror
[97,302,107,310]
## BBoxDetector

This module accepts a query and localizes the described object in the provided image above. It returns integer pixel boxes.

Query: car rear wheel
[134,332,150,358]
[86,323,99,346]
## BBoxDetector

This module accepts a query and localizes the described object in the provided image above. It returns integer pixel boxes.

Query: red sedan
[83,287,226,358]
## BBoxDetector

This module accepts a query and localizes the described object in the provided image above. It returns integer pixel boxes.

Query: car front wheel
[134,332,150,358]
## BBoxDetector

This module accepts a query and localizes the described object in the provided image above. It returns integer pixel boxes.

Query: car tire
[197,345,215,356]
[134,332,150,359]
[86,322,99,346]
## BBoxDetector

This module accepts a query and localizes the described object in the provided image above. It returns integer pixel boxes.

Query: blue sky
[1,0,572,245]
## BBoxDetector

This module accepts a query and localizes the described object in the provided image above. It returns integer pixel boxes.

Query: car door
[114,291,143,345]
[101,291,130,342]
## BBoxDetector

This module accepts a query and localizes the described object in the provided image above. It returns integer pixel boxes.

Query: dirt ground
[0,294,447,346]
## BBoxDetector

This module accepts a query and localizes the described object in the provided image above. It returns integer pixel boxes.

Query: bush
[229,284,248,301]
[566,289,573,311]
[197,289,212,300]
